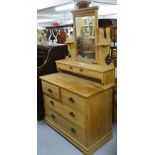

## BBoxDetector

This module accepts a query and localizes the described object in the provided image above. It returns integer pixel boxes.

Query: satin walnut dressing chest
[40,4,115,155]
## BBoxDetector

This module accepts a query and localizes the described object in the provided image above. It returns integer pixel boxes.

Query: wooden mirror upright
[56,5,114,84]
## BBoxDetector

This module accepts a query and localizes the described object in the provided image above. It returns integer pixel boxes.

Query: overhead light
[55,4,74,11]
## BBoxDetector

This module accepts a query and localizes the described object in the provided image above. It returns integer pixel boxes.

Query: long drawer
[42,81,59,100]
[61,88,86,113]
[57,63,102,81]
[45,108,85,145]
[44,95,85,128]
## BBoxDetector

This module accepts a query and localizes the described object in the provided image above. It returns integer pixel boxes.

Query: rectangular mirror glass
[75,16,96,59]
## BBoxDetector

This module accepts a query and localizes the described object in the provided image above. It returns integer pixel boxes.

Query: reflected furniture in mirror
[40,2,115,155]
[75,15,96,59]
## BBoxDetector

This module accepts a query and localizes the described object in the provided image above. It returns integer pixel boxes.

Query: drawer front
[57,63,68,71]
[74,67,88,76]
[74,67,101,80]
[57,63,101,81]
[42,81,59,100]
[45,108,85,145]
[57,63,88,75]
[86,70,102,79]
[61,89,86,113]
[57,63,76,73]
[44,95,85,128]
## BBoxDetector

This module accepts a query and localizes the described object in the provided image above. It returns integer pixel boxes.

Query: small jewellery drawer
[61,89,86,113]
[57,63,101,81]
[74,67,88,75]
[86,70,101,79]
[75,67,101,80]
[44,95,85,128]
[45,109,85,145]
[57,63,68,71]
[57,63,88,75]
[57,63,77,73]
[42,81,59,100]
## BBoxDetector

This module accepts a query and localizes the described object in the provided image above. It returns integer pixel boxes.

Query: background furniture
[45,24,73,43]
[37,44,68,120]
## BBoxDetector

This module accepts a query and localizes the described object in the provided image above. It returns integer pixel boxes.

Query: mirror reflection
[75,16,96,59]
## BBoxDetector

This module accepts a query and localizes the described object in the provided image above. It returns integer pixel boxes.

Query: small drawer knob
[80,68,83,72]
[69,66,73,70]
[69,112,75,118]
[68,97,75,103]
[70,128,76,134]
[51,114,56,119]
[51,114,57,122]
[50,100,55,106]
[47,88,52,93]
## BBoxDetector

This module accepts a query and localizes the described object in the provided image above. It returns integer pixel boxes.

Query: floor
[37,120,117,155]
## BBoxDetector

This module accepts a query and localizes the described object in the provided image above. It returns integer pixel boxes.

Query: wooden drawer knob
[68,97,75,103]
[69,66,73,69]
[50,100,55,106]
[51,114,57,122]
[69,112,75,118]
[80,68,83,72]
[47,88,52,93]
[70,128,76,134]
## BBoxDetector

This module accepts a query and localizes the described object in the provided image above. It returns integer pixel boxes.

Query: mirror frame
[71,6,99,62]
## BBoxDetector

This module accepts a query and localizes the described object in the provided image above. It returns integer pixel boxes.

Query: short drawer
[57,63,68,71]
[57,63,77,73]
[75,67,101,80]
[45,109,85,145]
[44,95,85,128]
[61,89,86,113]
[57,63,102,81]
[74,67,88,75]
[67,65,76,72]
[87,70,102,79]
[42,81,59,100]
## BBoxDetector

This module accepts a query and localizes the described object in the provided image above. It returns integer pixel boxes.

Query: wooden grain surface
[40,72,104,97]
[42,81,60,100]
[44,95,85,128]
[56,59,114,72]
[40,5,115,155]
[45,108,85,145]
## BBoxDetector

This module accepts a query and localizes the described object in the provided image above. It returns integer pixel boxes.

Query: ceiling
[37,0,117,28]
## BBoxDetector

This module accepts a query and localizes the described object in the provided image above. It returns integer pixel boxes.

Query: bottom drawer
[45,108,85,145]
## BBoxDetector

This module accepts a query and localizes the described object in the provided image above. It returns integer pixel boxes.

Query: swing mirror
[75,15,96,59]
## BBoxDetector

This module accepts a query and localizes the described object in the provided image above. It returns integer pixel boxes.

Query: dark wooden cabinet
[37,44,68,120]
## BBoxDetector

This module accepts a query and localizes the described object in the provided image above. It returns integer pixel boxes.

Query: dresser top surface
[56,59,114,72]
[40,73,105,97]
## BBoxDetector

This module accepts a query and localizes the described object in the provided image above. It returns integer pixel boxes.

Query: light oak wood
[56,59,114,72]
[44,95,85,128]
[40,5,115,155]
[97,28,111,45]
[56,59,114,84]
[40,72,114,154]
[42,81,59,100]
[40,73,105,98]
[64,6,111,66]
[65,41,76,60]
[102,69,115,84]
[61,88,86,113]
[85,88,113,147]
[45,108,85,145]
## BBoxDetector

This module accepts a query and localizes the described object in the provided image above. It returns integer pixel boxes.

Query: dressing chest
[40,2,115,155]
